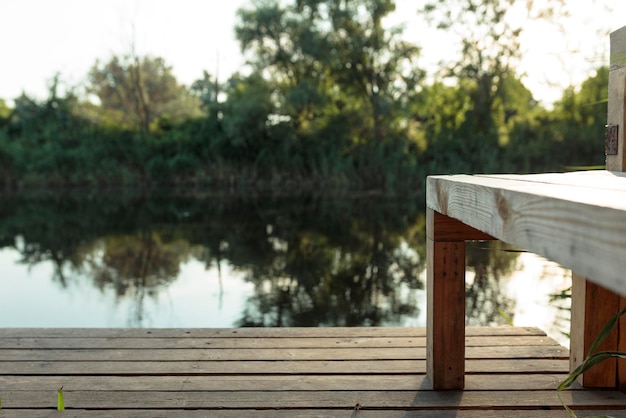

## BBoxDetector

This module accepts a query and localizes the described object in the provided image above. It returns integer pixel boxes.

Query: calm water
[0,193,571,344]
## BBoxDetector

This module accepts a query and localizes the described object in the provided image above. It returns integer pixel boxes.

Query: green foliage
[0,0,612,192]
[0,98,10,122]
[503,67,608,173]
[418,0,569,174]
[233,0,424,189]
[87,55,196,131]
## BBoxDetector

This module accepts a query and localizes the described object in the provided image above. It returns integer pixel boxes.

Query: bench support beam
[426,209,495,389]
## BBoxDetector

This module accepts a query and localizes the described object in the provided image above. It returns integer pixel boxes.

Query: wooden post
[610,25,626,390]
[570,25,626,389]
[427,237,465,389]
[426,209,494,389]
[620,296,626,391]
[607,26,626,171]
[570,273,619,387]
[611,25,626,390]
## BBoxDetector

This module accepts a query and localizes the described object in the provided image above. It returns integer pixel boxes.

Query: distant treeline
[0,0,608,193]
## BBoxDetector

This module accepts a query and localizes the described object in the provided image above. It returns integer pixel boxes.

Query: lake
[0,192,571,346]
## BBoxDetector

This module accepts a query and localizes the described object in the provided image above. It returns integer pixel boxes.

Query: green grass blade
[557,390,577,417]
[559,351,626,391]
[497,308,514,326]
[57,386,65,411]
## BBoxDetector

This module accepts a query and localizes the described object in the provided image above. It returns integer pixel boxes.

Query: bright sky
[1,0,625,106]
[0,0,249,101]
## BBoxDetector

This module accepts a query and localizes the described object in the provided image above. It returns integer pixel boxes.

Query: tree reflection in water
[0,192,534,328]
[81,231,195,324]
[466,241,520,326]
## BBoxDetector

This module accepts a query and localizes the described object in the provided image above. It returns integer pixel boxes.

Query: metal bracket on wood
[606,124,619,155]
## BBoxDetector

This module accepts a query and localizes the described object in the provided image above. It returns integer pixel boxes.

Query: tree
[551,66,608,167]
[414,0,568,173]
[220,72,280,163]
[87,55,192,131]
[235,0,422,143]
[420,0,566,132]
[322,0,422,142]
[0,99,10,120]
[190,70,220,110]
[234,0,425,188]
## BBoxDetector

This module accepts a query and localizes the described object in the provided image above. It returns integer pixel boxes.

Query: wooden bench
[425,25,626,390]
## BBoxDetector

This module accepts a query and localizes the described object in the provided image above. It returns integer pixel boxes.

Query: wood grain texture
[427,238,466,389]
[0,358,569,375]
[2,389,625,409]
[607,67,626,171]
[0,373,571,391]
[426,171,626,297]
[620,296,626,391]
[0,335,557,349]
[427,208,495,241]
[609,26,626,169]
[611,25,626,70]
[1,410,625,418]
[0,326,545,338]
[1,327,620,414]
[0,345,567,362]
[570,274,619,387]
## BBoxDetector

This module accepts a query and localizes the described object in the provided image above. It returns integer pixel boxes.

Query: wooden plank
[1,410,626,418]
[1,389,625,409]
[0,359,570,375]
[479,171,626,191]
[0,326,547,339]
[427,236,466,389]
[426,173,626,297]
[0,335,559,349]
[2,326,624,414]
[429,172,626,211]
[0,373,571,391]
[0,345,567,361]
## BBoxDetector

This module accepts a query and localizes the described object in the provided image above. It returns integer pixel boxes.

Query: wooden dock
[1,327,626,416]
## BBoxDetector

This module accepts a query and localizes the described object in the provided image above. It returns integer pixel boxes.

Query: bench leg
[426,210,494,390]
[570,273,619,387]
[427,237,466,389]
[620,296,626,391]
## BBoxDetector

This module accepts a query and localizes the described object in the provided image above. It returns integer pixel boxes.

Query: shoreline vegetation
[0,1,608,195]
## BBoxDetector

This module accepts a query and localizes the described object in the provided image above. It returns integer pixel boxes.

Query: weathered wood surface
[609,25,626,171]
[0,326,546,338]
[609,24,626,391]
[427,237,466,389]
[1,410,625,418]
[426,170,626,298]
[0,327,625,415]
[570,273,620,387]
